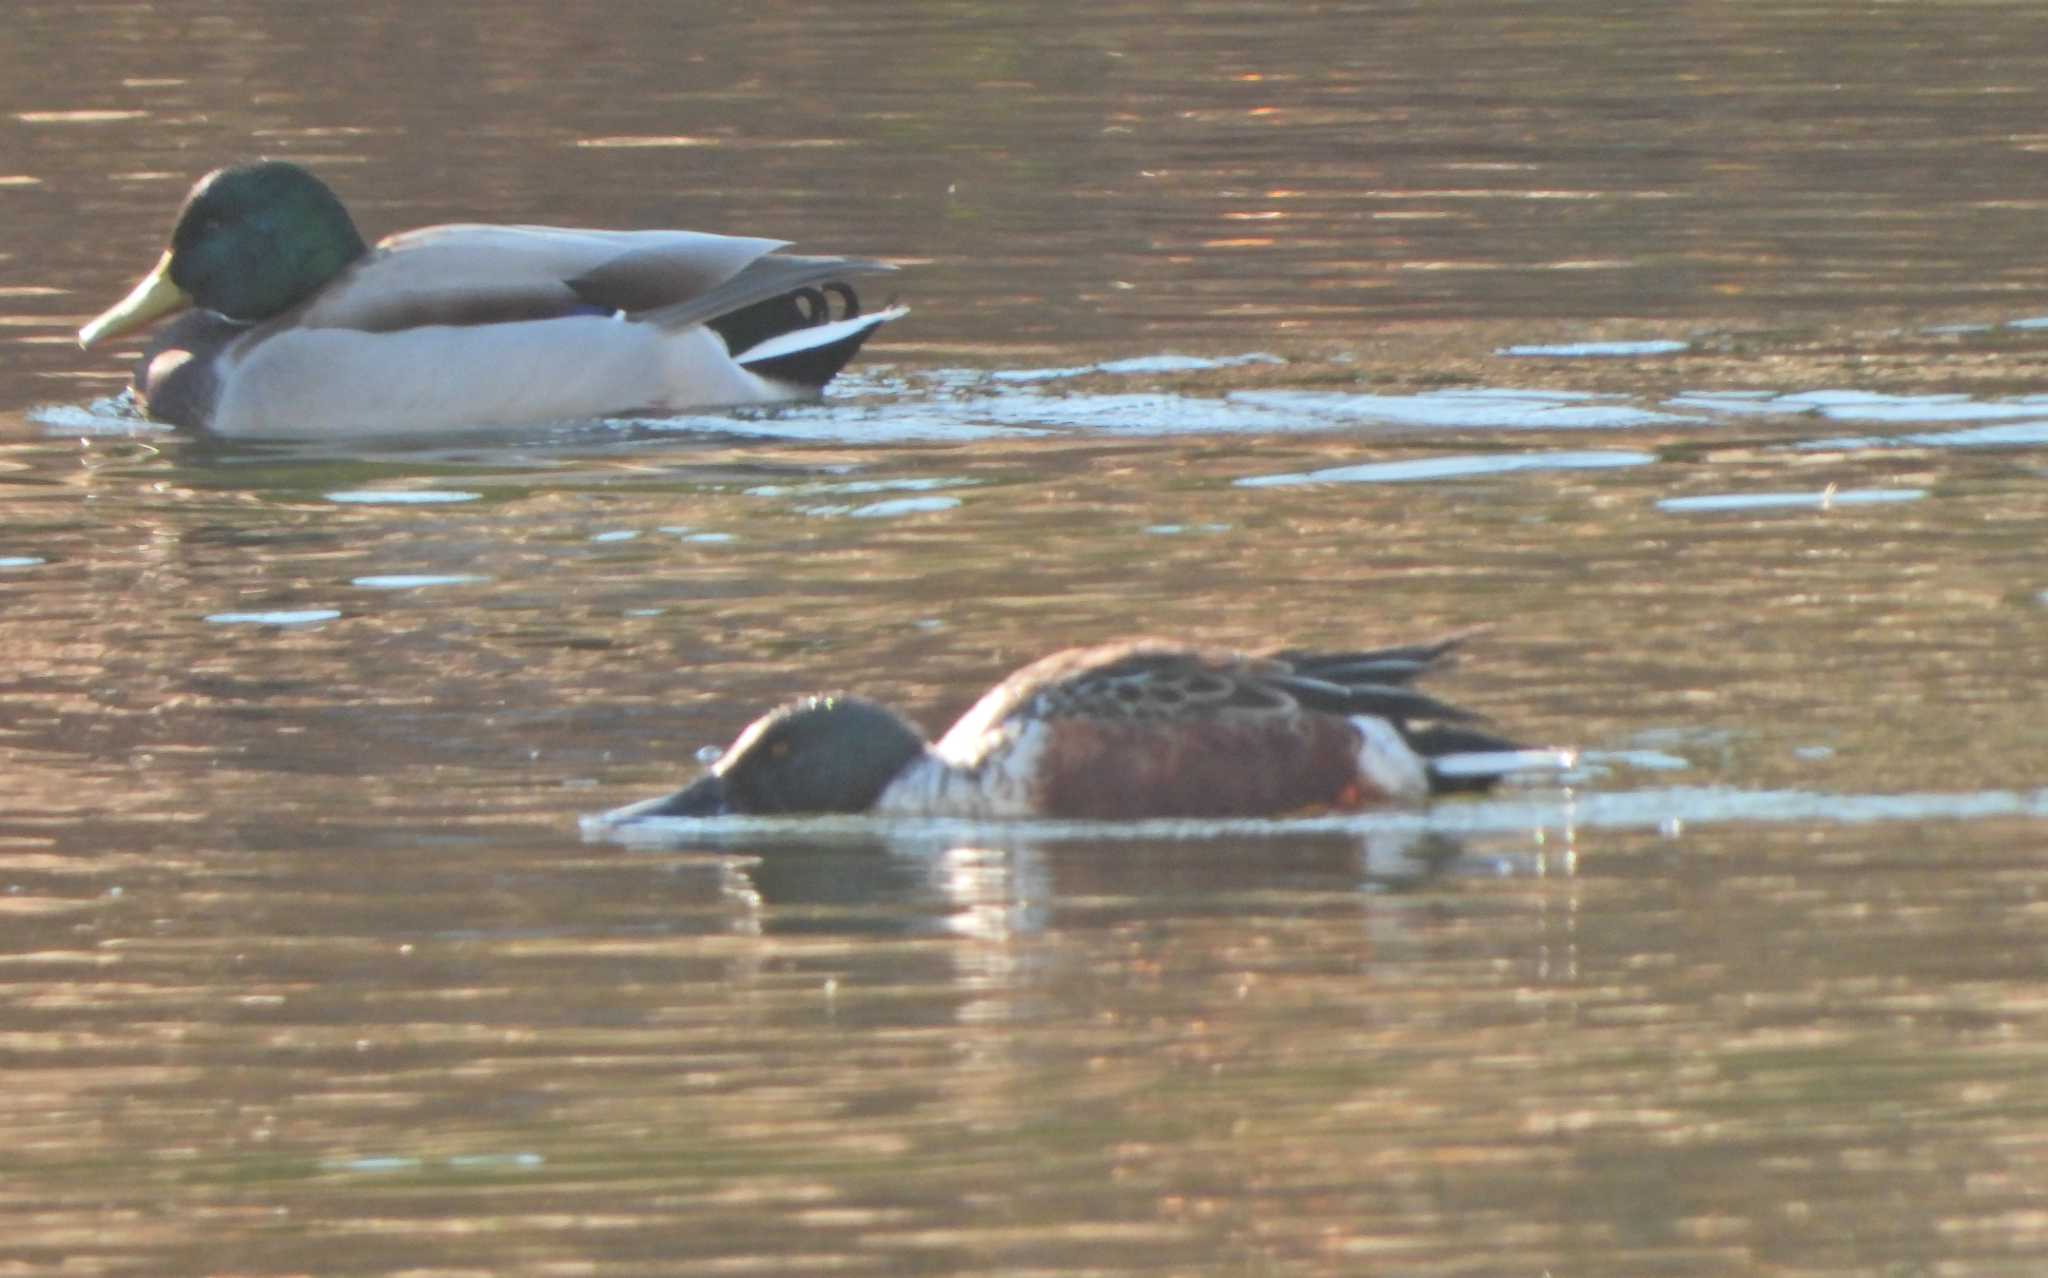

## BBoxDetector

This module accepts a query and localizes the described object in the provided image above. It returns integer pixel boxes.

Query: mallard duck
[604,636,1571,822]
[76,160,906,439]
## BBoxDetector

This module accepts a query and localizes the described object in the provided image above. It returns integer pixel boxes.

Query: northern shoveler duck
[76,160,904,439]
[608,637,1565,823]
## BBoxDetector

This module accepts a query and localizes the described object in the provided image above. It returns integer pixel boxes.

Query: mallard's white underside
[207,312,895,439]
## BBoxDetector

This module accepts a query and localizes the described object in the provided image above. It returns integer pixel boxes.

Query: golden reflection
[9,0,2048,1271]
[14,110,149,124]
[574,135,721,149]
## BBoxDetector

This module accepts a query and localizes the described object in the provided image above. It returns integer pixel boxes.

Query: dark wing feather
[1028,649,1287,721]
[621,254,896,332]
[1264,637,1482,723]
[1269,637,1463,684]
[565,243,781,314]
[1265,674,1481,724]
[995,639,1487,726]
[931,637,1529,799]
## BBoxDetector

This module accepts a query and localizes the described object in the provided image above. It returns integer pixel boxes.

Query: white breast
[875,719,1052,818]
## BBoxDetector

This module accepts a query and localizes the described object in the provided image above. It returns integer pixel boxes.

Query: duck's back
[296,224,791,332]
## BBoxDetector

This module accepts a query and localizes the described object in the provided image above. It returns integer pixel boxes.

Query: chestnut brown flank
[1033,715,1376,818]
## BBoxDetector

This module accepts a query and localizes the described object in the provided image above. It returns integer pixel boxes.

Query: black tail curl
[706,281,866,356]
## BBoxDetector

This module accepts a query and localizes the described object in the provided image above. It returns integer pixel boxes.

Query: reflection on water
[8,0,2048,1274]
[1239,446,1656,485]
[589,783,2048,957]
[1655,488,1928,513]
[352,573,490,589]
[6,353,2048,1274]
[1499,340,1693,358]
[591,784,2048,852]
[203,607,346,626]
[713,829,1505,939]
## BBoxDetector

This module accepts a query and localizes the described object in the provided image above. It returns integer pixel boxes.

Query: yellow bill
[78,250,190,349]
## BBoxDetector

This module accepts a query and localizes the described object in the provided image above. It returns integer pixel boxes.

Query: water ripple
[1656,488,1927,513]
[587,785,2048,848]
[1238,449,1654,487]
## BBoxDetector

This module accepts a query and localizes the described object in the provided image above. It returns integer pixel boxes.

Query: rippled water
[7,2,2048,1275]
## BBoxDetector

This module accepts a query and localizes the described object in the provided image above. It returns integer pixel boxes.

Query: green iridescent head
[80,161,368,347]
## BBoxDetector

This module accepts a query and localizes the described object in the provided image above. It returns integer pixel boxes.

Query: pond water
[6,2,2048,1274]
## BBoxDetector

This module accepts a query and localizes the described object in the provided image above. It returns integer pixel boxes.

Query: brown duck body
[611,637,1569,823]
[887,641,1494,818]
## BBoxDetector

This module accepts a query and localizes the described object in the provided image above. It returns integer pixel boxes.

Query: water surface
[5,2,2048,1274]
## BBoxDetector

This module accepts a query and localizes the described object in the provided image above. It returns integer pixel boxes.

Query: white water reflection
[1672,389,2048,424]
[37,356,2048,449]
[204,609,342,626]
[24,400,171,436]
[826,496,961,518]
[584,779,2048,941]
[1496,340,1690,357]
[745,477,972,498]
[625,406,1043,444]
[683,369,1707,440]
[327,489,483,505]
[1229,388,1693,430]
[739,476,976,519]
[321,1152,545,1176]
[1238,448,1654,487]
[943,390,1306,434]
[990,353,1285,383]
[886,375,2048,442]
[587,783,2048,850]
[1575,748,1692,774]
[351,574,488,590]
[1656,488,1927,513]
[1795,421,2048,452]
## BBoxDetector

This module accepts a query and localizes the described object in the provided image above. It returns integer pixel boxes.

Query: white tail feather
[733,305,908,366]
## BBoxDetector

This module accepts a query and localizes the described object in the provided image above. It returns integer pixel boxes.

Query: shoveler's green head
[635,695,927,817]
